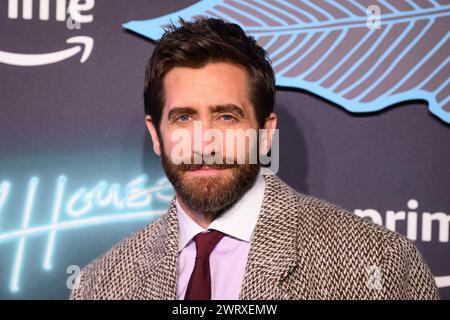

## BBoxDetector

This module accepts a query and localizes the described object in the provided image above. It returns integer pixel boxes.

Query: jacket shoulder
[272,176,438,299]
[70,213,170,300]
[270,175,396,240]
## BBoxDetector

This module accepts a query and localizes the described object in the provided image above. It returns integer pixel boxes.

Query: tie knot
[193,230,225,258]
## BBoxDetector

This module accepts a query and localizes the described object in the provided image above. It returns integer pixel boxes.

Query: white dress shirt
[176,172,266,299]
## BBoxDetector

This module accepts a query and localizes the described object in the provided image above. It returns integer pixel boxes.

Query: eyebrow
[167,107,198,121]
[210,104,245,118]
[167,104,246,121]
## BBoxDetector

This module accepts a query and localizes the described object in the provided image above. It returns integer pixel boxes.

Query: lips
[191,166,226,171]
[186,166,233,176]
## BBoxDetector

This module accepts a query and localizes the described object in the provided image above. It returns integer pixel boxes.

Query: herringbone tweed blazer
[70,174,438,300]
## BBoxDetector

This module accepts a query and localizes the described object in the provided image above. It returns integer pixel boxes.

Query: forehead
[163,62,252,113]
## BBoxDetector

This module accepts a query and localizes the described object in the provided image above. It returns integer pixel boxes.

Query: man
[71,18,438,300]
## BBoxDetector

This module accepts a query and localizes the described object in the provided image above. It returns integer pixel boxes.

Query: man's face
[146,62,274,217]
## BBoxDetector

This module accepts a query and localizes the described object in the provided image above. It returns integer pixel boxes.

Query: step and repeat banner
[0,0,449,299]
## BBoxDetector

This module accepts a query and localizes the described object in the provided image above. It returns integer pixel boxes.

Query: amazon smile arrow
[0,36,94,67]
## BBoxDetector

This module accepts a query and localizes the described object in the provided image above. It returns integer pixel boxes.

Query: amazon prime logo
[1,0,95,66]
[355,199,450,289]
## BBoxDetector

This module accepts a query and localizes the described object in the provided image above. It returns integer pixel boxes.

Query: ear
[260,112,277,155]
[145,115,161,156]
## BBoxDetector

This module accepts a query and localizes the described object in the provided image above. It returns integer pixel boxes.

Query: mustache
[173,156,242,171]
[177,163,239,171]
[177,162,239,171]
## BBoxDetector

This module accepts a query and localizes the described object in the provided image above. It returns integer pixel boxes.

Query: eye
[177,115,191,122]
[221,114,235,121]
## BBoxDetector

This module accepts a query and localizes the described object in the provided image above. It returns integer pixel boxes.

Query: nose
[192,118,222,161]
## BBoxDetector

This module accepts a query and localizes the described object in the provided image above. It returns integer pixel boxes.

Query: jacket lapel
[133,200,180,299]
[239,174,305,299]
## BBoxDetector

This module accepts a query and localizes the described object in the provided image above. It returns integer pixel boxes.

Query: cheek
[162,126,196,163]
[223,127,259,161]
[157,125,172,155]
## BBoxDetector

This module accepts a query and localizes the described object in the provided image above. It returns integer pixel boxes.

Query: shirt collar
[176,172,266,252]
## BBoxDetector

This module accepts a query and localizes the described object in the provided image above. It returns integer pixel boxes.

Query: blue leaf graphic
[123,0,450,124]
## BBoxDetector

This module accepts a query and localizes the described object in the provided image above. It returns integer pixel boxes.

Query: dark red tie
[184,230,225,300]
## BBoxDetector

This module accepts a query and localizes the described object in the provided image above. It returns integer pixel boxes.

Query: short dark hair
[144,17,276,129]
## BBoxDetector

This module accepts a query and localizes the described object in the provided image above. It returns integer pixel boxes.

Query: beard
[161,148,260,220]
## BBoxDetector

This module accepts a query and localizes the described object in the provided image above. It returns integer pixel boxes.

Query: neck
[176,195,215,229]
